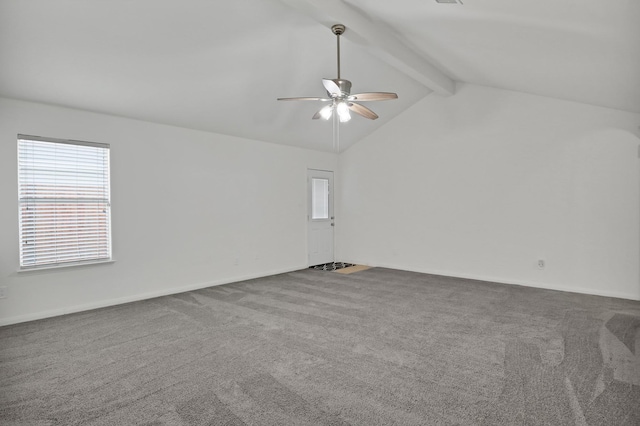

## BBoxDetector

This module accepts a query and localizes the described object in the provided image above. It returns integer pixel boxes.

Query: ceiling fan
[277,24,398,123]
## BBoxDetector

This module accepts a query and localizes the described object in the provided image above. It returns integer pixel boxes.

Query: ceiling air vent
[436,0,461,3]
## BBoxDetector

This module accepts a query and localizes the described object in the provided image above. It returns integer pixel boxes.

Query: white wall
[0,97,337,325]
[337,84,640,300]
[2,84,638,326]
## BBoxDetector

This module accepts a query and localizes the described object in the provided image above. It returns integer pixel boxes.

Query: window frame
[17,134,112,270]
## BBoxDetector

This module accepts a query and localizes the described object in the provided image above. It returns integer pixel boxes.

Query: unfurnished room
[1,1,639,425]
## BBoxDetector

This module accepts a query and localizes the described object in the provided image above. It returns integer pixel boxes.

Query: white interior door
[308,169,334,266]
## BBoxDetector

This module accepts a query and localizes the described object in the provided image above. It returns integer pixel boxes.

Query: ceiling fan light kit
[277,24,398,123]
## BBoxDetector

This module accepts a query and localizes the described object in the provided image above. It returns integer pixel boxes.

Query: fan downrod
[331,24,346,79]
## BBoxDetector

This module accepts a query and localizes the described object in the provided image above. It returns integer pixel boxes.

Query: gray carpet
[1,267,639,425]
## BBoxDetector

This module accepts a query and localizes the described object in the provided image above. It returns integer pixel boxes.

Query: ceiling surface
[1,0,638,152]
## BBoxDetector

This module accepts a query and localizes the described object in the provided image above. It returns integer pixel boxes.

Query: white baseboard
[346,260,640,302]
[0,265,305,327]
[3,262,637,327]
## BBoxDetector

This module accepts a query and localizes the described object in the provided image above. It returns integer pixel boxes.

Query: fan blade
[277,97,331,101]
[350,92,398,101]
[348,102,378,120]
[322,79,342,96]
[313,105,333,120]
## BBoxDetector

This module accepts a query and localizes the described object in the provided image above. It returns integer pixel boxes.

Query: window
[311,178,329,219]
[17,135,111,269]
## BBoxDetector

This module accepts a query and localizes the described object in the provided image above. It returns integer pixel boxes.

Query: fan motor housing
[331,79,352,96]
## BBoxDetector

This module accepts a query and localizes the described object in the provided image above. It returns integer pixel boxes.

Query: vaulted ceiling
[1,0,638,152]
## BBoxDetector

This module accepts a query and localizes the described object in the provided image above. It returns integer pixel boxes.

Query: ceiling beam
[277,0,455,96]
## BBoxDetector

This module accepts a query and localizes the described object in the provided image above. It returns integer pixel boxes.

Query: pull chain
[333,113,339,152]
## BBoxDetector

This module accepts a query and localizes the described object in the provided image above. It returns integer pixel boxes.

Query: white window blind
[18,135,112,269]
[311,178,329,219]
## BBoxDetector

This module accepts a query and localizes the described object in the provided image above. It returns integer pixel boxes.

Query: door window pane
[311,178,329,219]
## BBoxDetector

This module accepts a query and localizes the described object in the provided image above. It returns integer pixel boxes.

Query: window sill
[17,259,116,273]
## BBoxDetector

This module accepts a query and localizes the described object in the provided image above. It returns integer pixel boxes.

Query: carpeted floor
[1,267,639,425]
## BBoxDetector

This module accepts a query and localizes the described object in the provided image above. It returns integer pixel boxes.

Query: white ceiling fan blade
[277,97,331,101]
[322,79,342,96]
[312,104,333,120]
[348,102,378,120]
[350,92,398,101]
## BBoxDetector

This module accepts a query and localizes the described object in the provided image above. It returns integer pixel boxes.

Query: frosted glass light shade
[320,106,333,120]
[337,102,351,122]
